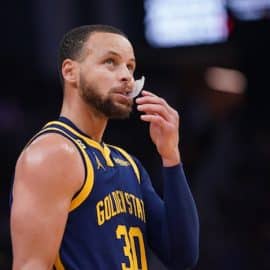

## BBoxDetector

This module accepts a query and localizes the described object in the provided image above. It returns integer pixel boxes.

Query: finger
[136,95,167,106]
[137,104,171,122]
[141,90,157,97]
[140,114,167,128]
[136,90,160,104]
[136,94,173,112]
[136,91,179,120]
[136,95,178,119]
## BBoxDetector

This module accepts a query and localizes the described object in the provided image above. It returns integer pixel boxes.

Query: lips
[112,87,132,97]
[110,87,133,107]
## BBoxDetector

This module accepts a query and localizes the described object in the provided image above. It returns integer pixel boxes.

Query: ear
[62,59,78,84]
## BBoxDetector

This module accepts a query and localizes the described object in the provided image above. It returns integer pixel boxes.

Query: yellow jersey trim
[108,145,141,183]
[32,126,94,211]
[54,253,65,270]
[45,121,114,167]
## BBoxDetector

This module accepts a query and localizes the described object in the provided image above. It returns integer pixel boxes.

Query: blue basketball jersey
[31,117,149,270]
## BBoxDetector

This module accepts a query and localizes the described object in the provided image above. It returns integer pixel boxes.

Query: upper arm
[11,133,84,270]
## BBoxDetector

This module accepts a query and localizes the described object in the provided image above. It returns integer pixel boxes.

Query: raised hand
[136,90,181,167]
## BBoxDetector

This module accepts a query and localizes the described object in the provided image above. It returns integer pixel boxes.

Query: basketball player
[11,25,199,270]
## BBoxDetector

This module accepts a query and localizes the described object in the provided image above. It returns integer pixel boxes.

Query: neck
[60,96,108,143]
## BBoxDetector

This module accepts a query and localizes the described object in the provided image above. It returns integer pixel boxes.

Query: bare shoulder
[14,132,84,199]
[11,133,85,269]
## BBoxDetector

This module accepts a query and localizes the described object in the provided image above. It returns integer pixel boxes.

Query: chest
[84,149,145,227]
[87,148,142,202]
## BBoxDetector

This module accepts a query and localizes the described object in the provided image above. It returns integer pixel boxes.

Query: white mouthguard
[128,76,145,98]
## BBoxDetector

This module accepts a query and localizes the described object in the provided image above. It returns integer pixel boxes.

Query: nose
[118,64,133,83]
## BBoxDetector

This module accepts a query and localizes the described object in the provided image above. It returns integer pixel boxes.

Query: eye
[127,64,135,72]
[105,58,115,65]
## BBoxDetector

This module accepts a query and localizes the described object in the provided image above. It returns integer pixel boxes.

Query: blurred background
[1,0,270,269]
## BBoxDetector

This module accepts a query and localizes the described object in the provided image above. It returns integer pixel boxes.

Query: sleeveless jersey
[30,117,149,270]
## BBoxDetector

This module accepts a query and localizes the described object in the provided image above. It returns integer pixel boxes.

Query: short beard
[79,75,133,119]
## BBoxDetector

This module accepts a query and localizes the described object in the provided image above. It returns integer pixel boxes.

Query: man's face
[78,32,136,119]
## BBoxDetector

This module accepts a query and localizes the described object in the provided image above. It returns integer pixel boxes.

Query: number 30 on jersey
[116,225,148,270]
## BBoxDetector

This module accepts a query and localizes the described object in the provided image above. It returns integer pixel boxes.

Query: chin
[108,103,132,119]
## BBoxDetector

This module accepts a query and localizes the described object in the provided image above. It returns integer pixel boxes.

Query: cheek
[81,63,116,92]
[97,67,114,80]
[95,69,115,87]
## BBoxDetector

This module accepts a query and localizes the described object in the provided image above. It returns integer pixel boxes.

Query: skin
[11,32,181,269]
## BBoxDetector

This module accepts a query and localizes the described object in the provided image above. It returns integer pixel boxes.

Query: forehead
[84,32,135,59]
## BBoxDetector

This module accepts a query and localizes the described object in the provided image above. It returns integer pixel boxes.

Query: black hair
[57,24,127,85]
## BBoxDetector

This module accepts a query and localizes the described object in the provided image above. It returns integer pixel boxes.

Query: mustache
[110,84,132,94]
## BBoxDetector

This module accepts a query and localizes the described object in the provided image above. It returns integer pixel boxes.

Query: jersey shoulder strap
[107,144,141,183]
[24,124,95,212]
